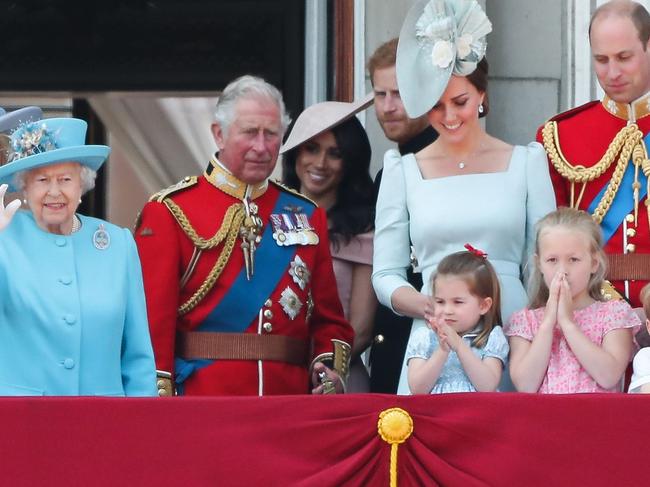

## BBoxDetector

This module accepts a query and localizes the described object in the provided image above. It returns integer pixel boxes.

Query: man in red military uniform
[136,75,354,396]
[538,0,650,308]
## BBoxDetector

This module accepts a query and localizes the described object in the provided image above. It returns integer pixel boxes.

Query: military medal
[93,224,110,250]
[279,286,302,320]
[270,211,319,246]
[288,255,310,290]
[240,198,263,280]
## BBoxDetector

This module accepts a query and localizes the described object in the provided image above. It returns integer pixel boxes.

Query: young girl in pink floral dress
[506,208,639,393]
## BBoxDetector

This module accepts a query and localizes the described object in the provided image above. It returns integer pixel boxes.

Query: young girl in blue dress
[406,246,509,394]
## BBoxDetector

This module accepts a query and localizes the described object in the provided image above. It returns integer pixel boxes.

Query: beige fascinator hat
[396,0,492,118]
[280,93,374,154]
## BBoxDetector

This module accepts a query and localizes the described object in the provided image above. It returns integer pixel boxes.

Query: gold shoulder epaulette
[150,176,198,202]
[270,179,317,207]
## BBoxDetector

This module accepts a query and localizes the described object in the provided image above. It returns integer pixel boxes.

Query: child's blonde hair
[528,207,607,308]
[430,249,502,348]
[640,283,650,319]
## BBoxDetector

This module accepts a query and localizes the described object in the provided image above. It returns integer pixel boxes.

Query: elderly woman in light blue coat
[0,112,157,396]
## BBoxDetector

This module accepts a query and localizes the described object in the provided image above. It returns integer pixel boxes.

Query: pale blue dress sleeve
[480,326,510,366]
[404,325,436,363]
[522,142,556,277]
[120,229,157,396]
[372,149,415,313]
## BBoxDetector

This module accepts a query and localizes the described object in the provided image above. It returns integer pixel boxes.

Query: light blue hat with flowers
[396,0,492,118]
[0,117,110,191]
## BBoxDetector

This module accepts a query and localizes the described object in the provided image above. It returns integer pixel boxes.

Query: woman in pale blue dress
[372,0,556,394]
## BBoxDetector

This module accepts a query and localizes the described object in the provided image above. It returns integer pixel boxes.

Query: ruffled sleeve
[504,308,537,341]
[482,326,510,364]
[405,326,436,363]
[372,149,415,312]
[601,299,642,335]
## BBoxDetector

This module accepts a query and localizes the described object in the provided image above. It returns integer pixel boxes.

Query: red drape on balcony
[0,393,646,486]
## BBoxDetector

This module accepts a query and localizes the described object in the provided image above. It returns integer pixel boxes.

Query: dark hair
[430,250,502,349]
[367,38,398,84]
[466,57,489,118]
[282,116,374,247]
[589,0,650,48]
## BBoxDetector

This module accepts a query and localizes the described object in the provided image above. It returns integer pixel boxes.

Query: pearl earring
[478,104,484,114]
[78,198,82,204]
[22,198,27,205]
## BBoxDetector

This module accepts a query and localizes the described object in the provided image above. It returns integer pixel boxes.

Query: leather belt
[176,331,309,366]
[606,254,650,281]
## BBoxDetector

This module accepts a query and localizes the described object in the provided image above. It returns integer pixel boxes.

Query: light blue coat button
[63,314,76,325]
[55,238,67,247]
[63,358,75,369]
[59,276,73,285]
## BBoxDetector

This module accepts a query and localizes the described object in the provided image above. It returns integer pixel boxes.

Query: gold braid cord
[644,153,650,229]
[163,199,245,315]
[164,200,243,249]
[542,121,644,223]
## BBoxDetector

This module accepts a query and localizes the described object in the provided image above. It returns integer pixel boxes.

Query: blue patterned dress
[405,325,509,393]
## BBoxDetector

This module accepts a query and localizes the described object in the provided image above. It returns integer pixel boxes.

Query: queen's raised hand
[0,184,22,232]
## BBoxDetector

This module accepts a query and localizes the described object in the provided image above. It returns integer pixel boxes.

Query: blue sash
[175,190,315,389]
[587,132,650,244]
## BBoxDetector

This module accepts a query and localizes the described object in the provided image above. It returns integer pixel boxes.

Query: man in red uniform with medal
[539,0,650,309]
[136,75,354,396]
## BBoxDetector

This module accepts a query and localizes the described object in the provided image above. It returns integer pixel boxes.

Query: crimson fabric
[0,393,646,486]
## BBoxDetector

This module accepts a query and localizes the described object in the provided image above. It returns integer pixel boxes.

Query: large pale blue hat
[396,0,492,118]
[0,117,110,191]
[0,106,43,133]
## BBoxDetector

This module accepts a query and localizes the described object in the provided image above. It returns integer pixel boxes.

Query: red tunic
[135,171,353,395]
[537,95,650,307]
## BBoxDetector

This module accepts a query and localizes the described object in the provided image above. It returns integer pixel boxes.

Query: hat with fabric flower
[396,0,492,118]
[0,107,44,166]
[0,117,110,191]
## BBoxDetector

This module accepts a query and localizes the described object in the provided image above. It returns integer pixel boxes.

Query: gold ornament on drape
[378,408,413,487]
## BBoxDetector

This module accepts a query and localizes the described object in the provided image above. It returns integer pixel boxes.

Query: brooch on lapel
[93,224,110,250]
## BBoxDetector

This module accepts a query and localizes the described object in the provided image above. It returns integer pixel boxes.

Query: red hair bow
[464,243,487,259]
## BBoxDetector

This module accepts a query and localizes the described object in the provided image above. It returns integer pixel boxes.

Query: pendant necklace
[444,137,485,170]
